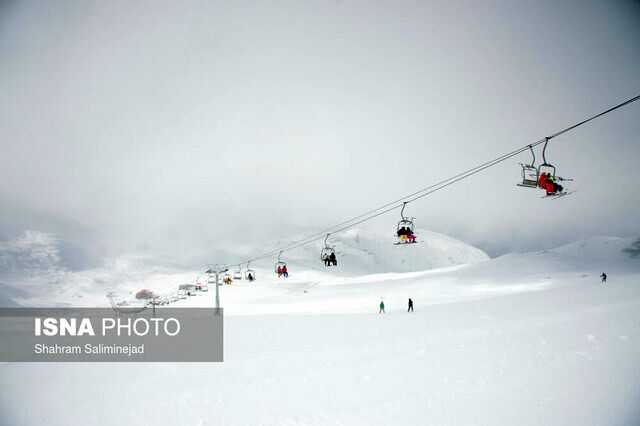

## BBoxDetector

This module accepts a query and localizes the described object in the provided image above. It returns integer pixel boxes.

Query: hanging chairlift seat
[517,163,539,188]
[395,202,417,244]
[245,262,256,281]
[274,261,287,273]
[275,252,287,274]
[320,234,336,265]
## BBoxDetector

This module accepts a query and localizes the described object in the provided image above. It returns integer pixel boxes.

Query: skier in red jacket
[539,173,549,191]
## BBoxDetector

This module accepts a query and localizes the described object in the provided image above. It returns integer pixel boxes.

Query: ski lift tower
[206,264,227,315]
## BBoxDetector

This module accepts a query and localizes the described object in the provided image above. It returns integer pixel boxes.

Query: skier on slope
[408,298,413,312]
[379,300,385,313]
[601,272,607,283]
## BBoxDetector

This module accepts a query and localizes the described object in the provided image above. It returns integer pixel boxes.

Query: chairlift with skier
[245,261,256,281]
[275,251,288,276]
[537,137,573,198]
[395,202,417,244]
[321,234,337,266]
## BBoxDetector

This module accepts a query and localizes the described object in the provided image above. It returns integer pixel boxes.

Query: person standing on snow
[379,300,385,313]
[408,298,413,312]
[601,272,607,283]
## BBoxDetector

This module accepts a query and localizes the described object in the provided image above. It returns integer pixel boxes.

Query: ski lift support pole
[207,264,228,315]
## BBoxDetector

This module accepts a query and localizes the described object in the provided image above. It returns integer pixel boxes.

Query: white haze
[1,0,639,266]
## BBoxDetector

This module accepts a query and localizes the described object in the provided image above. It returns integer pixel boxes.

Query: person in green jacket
[379,300,385,313]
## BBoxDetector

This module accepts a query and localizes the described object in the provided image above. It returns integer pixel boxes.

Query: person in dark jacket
[379,300,385,313]
[397,227,408,243]
[329,252,337,266]
[601,272,607,283]
[408,298,413,312]
[547,175,563,193]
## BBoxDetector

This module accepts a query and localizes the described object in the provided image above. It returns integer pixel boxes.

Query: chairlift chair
[233,265,242,280]
[517,145,539,188]
[396,202,416,244]
[537,137,557,181]
[320,234,336,264]
[245,261,256,281]
[274,251,287,274]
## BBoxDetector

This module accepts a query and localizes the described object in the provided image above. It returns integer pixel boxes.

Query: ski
[541,189,579,199]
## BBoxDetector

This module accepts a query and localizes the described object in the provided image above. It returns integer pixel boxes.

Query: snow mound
[335,227,489,272]
[547,235,640,271]
[274,227,489,276]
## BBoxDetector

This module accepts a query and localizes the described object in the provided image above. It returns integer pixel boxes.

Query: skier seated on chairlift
[282,265,288,277]
[247,273,254,282]
[323,253,330,266]
[539,172,563,195]
[397,227,408,243]
[406,229,416,243]
[329,252,337,266]
[277,266,283,276]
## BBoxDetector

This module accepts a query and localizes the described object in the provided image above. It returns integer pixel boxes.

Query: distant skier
[282,265,288,278]
[329,252,337,266]
[407,229,416,243]
[379,300,385,313]
[247,273,254,282]
[323,253,330,266]
[601,272,607,283]
[408,298,413,312]
[277,266,282,277]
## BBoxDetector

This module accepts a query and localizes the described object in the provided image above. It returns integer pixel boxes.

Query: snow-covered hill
[287,227,490,275]
[0,227,490,307]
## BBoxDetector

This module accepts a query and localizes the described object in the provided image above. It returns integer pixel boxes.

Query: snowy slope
[1,234,639,425]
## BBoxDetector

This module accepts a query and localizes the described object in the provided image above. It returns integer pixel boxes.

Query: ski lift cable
[228,94,640,267]
[245,146,537,261]
[220,93,640,269]
[239,144,536,264]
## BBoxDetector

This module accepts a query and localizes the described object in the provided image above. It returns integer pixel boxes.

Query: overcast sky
[1,0,639,263]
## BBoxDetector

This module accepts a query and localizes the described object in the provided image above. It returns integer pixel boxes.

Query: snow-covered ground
[1,232,639,425]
